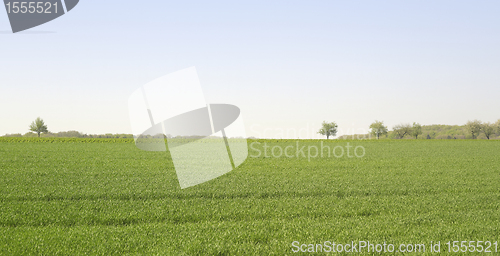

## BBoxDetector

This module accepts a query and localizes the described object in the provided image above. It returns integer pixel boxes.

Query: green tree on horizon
[318,121,338,139]
[29,117,48,137]
[369,120,388,139]
[393,123,412,139]
[411,122,422,139]
[481,122,495,140]
[465,120,482,139]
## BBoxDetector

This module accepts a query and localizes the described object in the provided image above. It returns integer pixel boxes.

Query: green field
[0,138,499,255]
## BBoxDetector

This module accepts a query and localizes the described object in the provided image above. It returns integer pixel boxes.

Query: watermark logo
[3,0,79,33]
[250,141,365,161]
[128,67,248,189]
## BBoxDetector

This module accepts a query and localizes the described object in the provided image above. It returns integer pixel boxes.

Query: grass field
[0,138,499,255]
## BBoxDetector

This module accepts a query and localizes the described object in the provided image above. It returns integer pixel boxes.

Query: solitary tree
[465,120,482,139]
[393,123,412,139]
[411,122,422,139]
[318,121,338,139]
[29,117,48,137]
[481,122,495,140]
[369,120,388,139]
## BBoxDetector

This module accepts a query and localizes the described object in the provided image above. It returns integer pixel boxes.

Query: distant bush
[0,137,135,143]
[2,131,135,139]
[2,133,23,137]
[23,132,38,137]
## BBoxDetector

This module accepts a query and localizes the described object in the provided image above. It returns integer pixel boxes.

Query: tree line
[4,117,500,140]
[1,117,135,138]
[2,117,232,139]
[319,120,500,140]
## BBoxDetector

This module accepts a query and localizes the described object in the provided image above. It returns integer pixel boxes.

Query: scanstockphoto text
[291,240,499,253]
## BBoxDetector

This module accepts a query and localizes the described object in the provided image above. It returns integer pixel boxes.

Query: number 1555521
[5,2,58,14]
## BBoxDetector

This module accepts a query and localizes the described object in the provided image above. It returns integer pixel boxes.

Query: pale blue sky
[1,1,499,138]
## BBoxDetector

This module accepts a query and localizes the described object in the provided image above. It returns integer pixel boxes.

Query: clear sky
[1,1,499,138]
